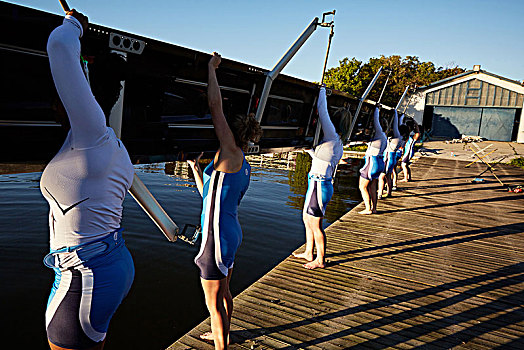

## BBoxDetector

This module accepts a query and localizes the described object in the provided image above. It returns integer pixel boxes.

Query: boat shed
[403,66,524,143]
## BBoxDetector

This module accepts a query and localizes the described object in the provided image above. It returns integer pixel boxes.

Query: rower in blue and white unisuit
[293,86,348,270]
[187,52,262,348]
[378,109,402,198]
[195,156,251,280]
[400,116,421,182]
[391,113,410,190]
[358,106,387,214]
[41,10,134,350]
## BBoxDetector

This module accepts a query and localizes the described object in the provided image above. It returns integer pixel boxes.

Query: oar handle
[59,0,70,13]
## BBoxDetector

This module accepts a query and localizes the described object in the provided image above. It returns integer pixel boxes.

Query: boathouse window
[159,83,249,123]
[264,96,304,126]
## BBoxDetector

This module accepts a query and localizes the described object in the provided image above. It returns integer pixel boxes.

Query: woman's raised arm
[47,10,107,148]
[393,110,401,139]
[207,52,237,152]
[317,87,338,142]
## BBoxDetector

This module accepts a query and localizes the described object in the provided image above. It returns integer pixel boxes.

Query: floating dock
[169,157,524,349]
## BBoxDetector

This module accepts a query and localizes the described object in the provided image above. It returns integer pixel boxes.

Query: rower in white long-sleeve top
[293,86,350,269]
[358,106,387,214]
[41,10,134,350]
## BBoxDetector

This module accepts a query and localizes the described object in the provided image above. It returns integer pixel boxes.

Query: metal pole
[395,85,410,111]
[321,25,334,84]
[320,10,335,84]
[255,17,319,122]
[109,53,180,241]
[377,70,391,104]
[108,51,126,138]
[314,10,336,146]
[403,92,415,114]
[345,66,383,142]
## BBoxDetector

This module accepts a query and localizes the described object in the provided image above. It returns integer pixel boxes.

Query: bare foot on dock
[304,260,325,269]
[200,332,213,341]
[399,179,410,182]
[292,252,313,261]
[358,209,373,215]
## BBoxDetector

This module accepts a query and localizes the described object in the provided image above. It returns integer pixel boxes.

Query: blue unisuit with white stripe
[194,157,250,280]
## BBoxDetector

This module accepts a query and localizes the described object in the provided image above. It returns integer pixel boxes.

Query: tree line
[322,55,465,107]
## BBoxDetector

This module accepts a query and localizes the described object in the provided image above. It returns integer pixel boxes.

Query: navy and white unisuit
[384,110,402,174]
[360,107,386,180]
[304,87,343,217]
[195,157,251,280]
[402,135,415,164]
[41,15,134,349]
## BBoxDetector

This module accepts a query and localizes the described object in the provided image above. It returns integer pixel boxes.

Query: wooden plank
[168,158,524,349]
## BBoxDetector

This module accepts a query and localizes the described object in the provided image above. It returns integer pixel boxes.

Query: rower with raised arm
[378,109,401,198]
[358,106,387,214]
[186,52,262,349]
[400,117,421,182]
[41,9,134,350]
[293,86,349,269]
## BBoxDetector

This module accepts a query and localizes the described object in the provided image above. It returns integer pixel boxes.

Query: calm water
[0,157,361,349]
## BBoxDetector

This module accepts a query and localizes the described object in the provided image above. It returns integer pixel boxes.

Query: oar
[344,66,383,143]
[58,0,70,12]
[313,10,336,148]
[56,0,179,242]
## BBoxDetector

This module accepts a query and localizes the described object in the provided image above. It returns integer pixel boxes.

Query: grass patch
[509,157,524,169]
[344,142,424,152]
[344,144,367,152]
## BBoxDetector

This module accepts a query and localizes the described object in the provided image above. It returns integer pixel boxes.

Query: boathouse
[404,66,524,143]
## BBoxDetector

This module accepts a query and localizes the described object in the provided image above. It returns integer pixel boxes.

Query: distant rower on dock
[293,86,348,269]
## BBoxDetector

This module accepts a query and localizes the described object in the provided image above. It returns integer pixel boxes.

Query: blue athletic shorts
[303,173,334,217]
[384,151,397,174]
[396,150,402,164]
[402,138,415,164]
[44,230,134,349]
[360,155,385,180]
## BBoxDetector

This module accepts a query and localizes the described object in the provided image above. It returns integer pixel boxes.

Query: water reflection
[0,153,362,349]
[161,152,362,227]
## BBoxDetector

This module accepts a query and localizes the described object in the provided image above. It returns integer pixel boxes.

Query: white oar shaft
[129,174,179,242]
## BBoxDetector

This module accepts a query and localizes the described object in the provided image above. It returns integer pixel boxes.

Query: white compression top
[308,87,343,179]
[40,15,134,250]
[386,109,401,152]
[365,107,387,157]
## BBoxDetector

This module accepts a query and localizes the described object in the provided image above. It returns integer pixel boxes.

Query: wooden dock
[168,157,524,349]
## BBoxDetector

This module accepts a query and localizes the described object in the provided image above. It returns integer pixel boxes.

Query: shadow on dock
[169,157,524,349]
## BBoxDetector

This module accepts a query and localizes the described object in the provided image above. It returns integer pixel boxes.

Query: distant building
[402,66,524,143]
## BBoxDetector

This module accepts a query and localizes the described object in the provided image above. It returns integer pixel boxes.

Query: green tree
[324,55,465,107]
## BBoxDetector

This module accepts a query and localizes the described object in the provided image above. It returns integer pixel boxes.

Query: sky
[5,0,524,83]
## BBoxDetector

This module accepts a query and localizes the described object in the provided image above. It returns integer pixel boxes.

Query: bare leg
[378,173,386,199]
[385,173,393,196]
[369,179,378,213]
[293,213,314,261]
[392,167,398,188]
[358,176,373,214]
[201,277,229,350]
[304,216,326,269]
[201,269,234,344]
[400,162,410,182]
